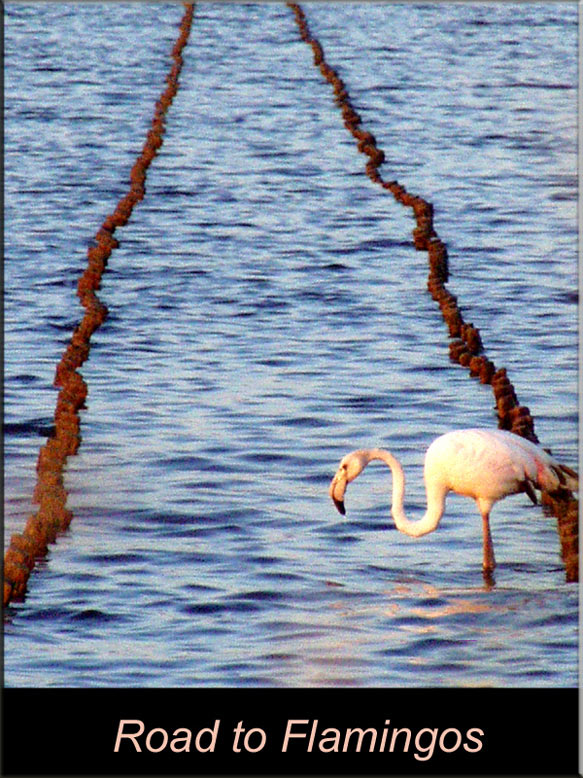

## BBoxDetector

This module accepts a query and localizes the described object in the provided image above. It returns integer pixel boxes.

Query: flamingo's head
[329,450,370,515]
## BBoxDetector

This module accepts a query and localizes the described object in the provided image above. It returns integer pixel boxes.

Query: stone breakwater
[287,3,577,581]
[3,4,196,607]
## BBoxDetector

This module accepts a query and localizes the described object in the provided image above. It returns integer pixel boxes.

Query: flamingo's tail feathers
[523,479,538,505]
[549,464,578,493]
[558,463,578,492]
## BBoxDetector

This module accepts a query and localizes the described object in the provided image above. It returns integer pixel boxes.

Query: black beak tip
[333,498,346,516]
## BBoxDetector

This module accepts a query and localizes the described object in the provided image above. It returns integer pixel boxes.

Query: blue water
[4,3,578,687]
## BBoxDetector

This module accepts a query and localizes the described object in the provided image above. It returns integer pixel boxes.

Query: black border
[1,688,579,775]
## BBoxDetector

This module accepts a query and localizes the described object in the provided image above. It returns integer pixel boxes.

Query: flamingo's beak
[329,470,347,515]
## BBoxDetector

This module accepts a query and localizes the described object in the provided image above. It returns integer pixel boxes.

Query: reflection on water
[4,3,577,687]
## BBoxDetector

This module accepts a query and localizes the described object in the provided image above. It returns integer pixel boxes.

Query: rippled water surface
[5,3,578,687]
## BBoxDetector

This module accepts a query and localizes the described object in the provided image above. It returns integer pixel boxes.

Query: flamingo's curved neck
[367,448,446,538]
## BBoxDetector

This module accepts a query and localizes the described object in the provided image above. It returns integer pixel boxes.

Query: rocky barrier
[3,3,196,607]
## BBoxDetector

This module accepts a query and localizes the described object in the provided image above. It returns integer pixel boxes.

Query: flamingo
[329,428,578,575]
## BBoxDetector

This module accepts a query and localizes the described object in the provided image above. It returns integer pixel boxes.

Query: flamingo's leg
[481,511,496,573]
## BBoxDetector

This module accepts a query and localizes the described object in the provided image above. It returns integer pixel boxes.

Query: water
[4,3,578,687]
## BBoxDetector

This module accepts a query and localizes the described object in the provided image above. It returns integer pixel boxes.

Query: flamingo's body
[329,429,578,575]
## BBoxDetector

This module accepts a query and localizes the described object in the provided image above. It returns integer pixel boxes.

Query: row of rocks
[3,3,196,607]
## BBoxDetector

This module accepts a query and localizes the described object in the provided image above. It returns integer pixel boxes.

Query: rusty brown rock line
[288,3,578,581]
[3,3,195,607]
